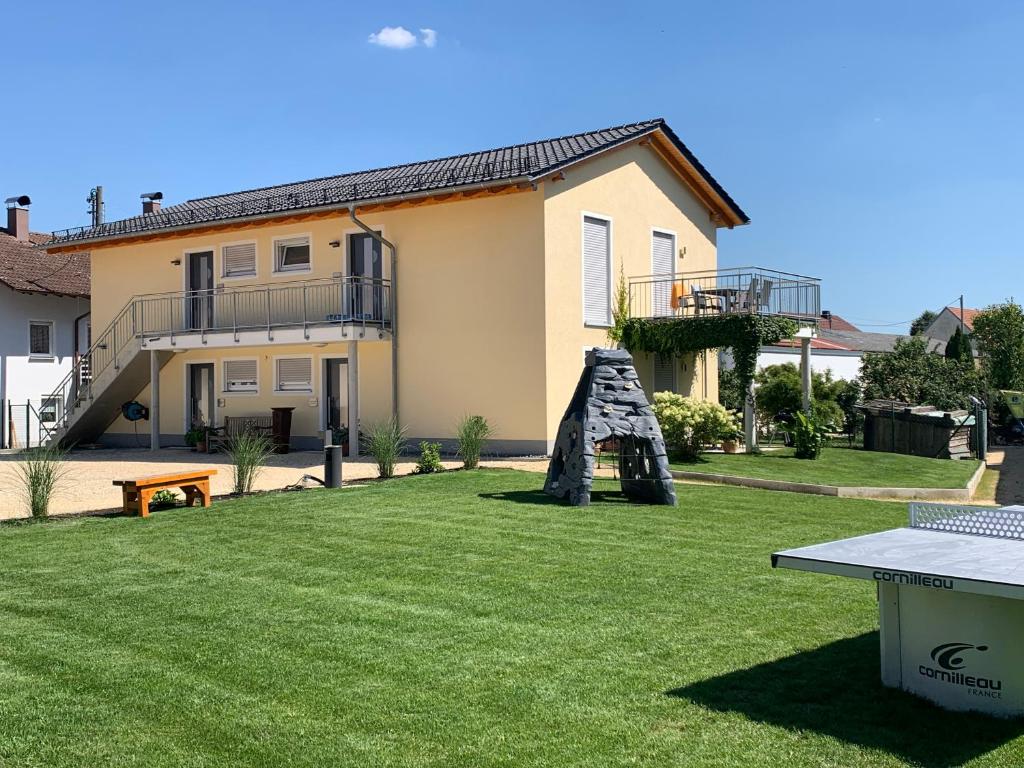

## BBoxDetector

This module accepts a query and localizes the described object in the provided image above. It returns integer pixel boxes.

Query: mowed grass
[674,447,981,489]
[0,470,1020,767]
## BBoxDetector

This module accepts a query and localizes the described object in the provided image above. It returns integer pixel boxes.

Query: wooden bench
[206,415,272,453]
[113,469,217,517]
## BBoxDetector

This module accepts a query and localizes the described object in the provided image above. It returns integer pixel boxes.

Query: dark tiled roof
[818,329,903,354]
[46,118,748,246]
[0,230,90,297]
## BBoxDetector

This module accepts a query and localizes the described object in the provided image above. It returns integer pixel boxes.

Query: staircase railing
[40,275,392,441]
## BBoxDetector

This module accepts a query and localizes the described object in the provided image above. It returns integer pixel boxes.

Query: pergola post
[150,350,160,451]
[744,377,758,453]
[347,341,359,458]
[795,326,817,415]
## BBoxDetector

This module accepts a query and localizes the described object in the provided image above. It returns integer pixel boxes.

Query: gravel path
[0,448,551,521]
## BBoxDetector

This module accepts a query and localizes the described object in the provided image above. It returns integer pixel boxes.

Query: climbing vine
[621,314,799,395]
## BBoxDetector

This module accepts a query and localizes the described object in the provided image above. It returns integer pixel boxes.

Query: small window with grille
[29,321,54,358]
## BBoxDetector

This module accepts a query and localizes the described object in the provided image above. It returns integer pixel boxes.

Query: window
[39,397,60,423]
[275,357,312,392]
[222,242,257,278]
[224,359,258,393]
[651,230,676,316]
[582,215,611,326]
[274,236,311,273]
[654,354,676,393]
[29,321,53,357]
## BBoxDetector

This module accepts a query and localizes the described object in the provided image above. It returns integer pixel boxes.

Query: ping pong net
[909,502,1024,541]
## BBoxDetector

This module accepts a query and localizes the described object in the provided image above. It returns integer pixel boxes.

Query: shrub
[15,445,69,519]
[793,412,829,459]
[718,366,745,413]
[150,489,179,509]
[365,417,408,479]
[861,335,982,410]
[456,415,493,469]
[225,431,275,494]
[413,441,444,474]
[652,393,741,460]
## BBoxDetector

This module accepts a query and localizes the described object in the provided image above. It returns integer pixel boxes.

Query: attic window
[29,321,53,358]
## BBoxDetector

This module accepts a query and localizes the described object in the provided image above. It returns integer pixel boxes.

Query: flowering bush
[651,392,741,460]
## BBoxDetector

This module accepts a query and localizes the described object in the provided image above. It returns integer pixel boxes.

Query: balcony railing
[628,267,820,322]
[40,276,390,439]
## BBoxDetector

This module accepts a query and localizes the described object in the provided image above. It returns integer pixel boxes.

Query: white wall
[720,346,863,381]
[0,286,89,447]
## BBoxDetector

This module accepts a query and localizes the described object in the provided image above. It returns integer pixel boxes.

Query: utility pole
[959,294,965,335]
[86,186,104,227]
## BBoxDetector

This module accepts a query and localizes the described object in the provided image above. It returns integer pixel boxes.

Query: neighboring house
[721,314,901,381]
[921,305,980,355]
[40,118,801,454]
[1,197,90,448]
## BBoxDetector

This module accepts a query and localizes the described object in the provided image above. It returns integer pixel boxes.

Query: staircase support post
[150,350,160,451]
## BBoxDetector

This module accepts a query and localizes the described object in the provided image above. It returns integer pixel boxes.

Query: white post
[801,335,812,415]
[744,377,758,453]
[347,341,359,458]
[150,350,160,451]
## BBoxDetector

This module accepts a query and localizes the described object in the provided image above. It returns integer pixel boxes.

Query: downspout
[348,206,399,422]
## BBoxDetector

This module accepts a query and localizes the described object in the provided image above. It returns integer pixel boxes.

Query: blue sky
[4,1,1022,330]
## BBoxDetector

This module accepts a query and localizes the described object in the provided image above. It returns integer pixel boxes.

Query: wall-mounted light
[171,258,181,266]
[329,240,341,248]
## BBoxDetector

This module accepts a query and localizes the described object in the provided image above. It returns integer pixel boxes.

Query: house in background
[39,118,814,454]
[921,305,980,355]
[722,313,901,381]
[1,196,90,448]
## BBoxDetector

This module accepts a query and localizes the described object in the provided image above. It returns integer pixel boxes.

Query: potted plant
[185,423,207,452]
[331,426,350,457]
[721,427,741,454]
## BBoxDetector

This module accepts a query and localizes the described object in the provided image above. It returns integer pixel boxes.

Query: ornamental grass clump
[15,445,69,520]
[651,392,741,461]
[366,417,408,479]
[456,415,493,469]
[226,431,275,494]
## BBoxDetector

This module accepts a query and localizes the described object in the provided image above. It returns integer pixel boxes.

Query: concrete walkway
[0,448,549,521]
[984,446,1024,506]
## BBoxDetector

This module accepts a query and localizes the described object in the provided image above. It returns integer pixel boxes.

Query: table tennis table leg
[878,581,902,688]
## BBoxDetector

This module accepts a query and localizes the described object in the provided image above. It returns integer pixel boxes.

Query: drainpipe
[348,206,399,422]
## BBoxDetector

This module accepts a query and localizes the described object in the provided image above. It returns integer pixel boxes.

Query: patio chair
[741,277,774,314]
[692,284,725,315]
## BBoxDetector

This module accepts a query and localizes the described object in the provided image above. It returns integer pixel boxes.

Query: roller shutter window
[651,231,675,316]
[224,359,258,392]
[582,216,611,326]
[276,358,313,392]
[223,242,256,277]
[654,354,676,393]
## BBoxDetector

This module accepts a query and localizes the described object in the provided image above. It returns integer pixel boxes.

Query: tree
[971,302,1024,391]
[944,326,973,363]
[910,310,938,336]
[753,363,847,430]
[860,336,981,410]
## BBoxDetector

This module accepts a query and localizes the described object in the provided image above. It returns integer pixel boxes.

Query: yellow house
[40,118,782,455]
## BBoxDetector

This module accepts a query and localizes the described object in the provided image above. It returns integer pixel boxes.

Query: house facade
[1,198,90,448]
[922,306,980,355]
[41,119,753,454]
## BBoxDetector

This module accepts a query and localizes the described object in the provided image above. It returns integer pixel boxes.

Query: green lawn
[673,447,981,488]
[1,471,1020,767]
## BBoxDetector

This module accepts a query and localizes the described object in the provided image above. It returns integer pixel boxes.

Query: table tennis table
[772,502,1024,717]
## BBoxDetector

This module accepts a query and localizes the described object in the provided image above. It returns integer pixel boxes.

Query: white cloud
[420,28,437,48]
[368,26,418,49]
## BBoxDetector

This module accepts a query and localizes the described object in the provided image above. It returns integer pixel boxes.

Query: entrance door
[347,233,383,321]
[187,363,215,429]
[187,250,214,330]
[323,358,348,436]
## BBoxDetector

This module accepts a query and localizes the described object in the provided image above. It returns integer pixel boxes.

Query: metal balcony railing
[628,267,820,322]
[40,276,390,439]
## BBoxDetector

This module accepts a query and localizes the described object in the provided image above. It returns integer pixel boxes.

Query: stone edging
[671,459,987,501]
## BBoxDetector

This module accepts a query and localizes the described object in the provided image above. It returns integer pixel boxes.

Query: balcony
[130,276,391,350]
[628,267,820,322]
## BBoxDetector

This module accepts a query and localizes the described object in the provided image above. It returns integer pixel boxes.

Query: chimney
[4,195,31,240]
[141,191,163,215]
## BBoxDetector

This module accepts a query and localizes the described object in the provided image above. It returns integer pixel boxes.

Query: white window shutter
[654,354,676,393]
[651,231,675,316]
[583,216,610,325]
[225,359,258,391]
[276,358,312,391]
[223,243,256,276]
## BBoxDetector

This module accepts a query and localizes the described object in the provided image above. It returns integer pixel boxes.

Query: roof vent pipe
[141,191,164,215]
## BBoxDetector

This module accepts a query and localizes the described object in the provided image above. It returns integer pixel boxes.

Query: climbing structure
[544,348,677,506]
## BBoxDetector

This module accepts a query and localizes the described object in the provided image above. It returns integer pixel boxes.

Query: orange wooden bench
[113,469,217,517]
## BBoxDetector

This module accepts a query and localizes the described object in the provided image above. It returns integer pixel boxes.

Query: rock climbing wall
[544,348,677,506]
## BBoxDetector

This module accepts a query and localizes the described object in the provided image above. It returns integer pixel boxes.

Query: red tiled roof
[947,306,981,330]
[820,313,860,332]
[0,230,90,298]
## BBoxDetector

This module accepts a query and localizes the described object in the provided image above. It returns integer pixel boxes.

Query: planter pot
[722,440,739,454]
